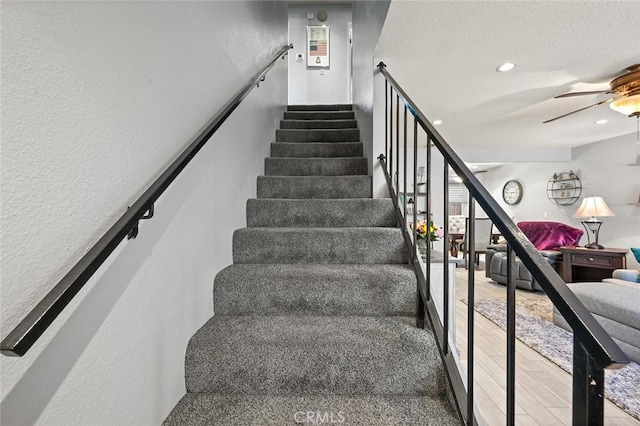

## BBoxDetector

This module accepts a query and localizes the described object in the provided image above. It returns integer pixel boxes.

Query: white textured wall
[0,1,288,424]
[351,0,390,188]
[479,133,640,268]
[288,3,352,105]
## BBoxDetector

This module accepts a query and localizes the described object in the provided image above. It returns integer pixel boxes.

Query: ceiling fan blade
[555,90,609,98]
[543,99,613,124]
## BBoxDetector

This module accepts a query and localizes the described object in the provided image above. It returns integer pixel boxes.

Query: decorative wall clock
[502,180,523,205]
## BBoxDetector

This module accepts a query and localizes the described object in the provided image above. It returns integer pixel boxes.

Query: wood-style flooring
[448,266,639,425]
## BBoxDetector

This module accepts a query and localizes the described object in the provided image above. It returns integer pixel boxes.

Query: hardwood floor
[445,266,639,425]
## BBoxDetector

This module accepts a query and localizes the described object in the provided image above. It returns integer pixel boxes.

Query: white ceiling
[375,1,640,151]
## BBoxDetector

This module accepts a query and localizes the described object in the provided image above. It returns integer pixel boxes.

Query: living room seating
[553,269,640,363]
[486,221,583,291]
[486,245,563,291]
[463,217,493,268]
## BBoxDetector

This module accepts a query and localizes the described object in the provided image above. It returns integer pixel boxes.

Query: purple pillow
[517,221,583,250]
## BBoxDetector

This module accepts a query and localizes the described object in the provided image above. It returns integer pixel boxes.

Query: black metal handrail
[377,62,629,426]
[1,44,293,357]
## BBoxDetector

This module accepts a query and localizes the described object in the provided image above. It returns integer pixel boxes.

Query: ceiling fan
[544,64,640,123]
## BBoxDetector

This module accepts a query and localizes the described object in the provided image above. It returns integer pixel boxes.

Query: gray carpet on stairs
[164,394,460,426]
[283,111,355,120]
[233,227,409,264]
[276,128,360,142]
[265,157,367,176]
[270,142,363,158]
[279,119,357,129]
[214,264,416,316]
[164,104,460,425]
[246,198,395,227]
[185,316,446,397]
[257,175,372,199]
[287,104,353,111]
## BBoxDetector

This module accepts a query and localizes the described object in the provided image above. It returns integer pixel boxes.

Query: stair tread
[283,111,355,120]
[233,227,408,264]
[164,393,460,425]
[270,142,363,158]
[214,264,416,316]
[280,119,357,129]
[287,104,353,111]
[246,198,395,227]
[265,157,367,176]
[276,129,360,143]
[257,175,372,199]
[185,315,446,397]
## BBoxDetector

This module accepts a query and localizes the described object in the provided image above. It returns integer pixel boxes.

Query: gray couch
[485,244,563,291]
[552,269,640,364]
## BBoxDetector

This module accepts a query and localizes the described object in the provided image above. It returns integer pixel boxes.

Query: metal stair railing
[1,44,293,357]
[377,62,629,426]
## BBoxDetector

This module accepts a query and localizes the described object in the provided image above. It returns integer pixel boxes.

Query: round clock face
[502,180,523,205]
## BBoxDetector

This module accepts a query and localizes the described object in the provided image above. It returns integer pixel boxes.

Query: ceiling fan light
[609,94,640,116]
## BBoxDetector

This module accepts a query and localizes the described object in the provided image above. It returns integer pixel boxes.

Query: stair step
[184,316,446,397]
[246,199,395,227]
[283,111,355,120]
[276,129,359,143]
[164,393,460,425]
[287,104,353,111]
[214,264,416,316]
[271,142,363,158]
[257,176,371,199]
[265,157,367,176]
[233,227,408,264]
[280,119,357,129]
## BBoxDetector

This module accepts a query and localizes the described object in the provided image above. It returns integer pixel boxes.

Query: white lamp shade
[573,196,615,218]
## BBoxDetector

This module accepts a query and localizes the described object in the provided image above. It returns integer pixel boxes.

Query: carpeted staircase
[164,105,461,425]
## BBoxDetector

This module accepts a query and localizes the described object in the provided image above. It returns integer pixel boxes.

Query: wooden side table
[559,246,627,283]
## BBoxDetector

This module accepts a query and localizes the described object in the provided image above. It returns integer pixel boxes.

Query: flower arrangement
[412,220,444,242]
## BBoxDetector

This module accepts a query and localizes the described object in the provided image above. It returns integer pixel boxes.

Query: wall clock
[502,180,523,205]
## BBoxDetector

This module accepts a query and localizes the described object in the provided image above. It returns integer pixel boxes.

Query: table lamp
[572,196,615,249]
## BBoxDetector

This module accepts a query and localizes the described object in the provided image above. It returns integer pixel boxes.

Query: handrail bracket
[127,204,155,240]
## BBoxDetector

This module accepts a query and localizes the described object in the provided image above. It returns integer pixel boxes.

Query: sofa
[486,245,563,291]
[552,269,640,364]
[486,221,583,291]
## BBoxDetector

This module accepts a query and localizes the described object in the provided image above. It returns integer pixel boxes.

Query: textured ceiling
[375,1,640,150]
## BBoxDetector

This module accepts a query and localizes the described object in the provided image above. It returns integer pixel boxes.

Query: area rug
[472,298,640,420]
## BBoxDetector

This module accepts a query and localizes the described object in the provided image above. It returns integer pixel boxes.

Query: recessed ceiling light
[496,62,516,72]
[595,119,608,125]
[433,120,442,125]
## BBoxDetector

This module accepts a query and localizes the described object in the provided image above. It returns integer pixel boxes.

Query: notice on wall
[307,25,329,67]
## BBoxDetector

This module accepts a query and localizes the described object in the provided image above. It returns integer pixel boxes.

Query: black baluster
[506,245,516,426]
[385,80,388,169]
[467,193,476,425]
[442,160,450,356]
[389,90,393,181]
[425,137,432,300]
[403,105,408,224]
[396,94,400,197]
[573,339,605,426]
